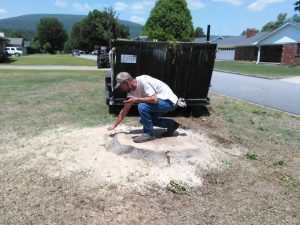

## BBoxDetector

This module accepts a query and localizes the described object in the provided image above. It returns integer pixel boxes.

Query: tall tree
[295,0,300,11]
[34,17,68,53]
[70,8,129,51]
[143,0,194,41]
[289,13,300,22]
[261,13,288,32]
[194,27,205,38]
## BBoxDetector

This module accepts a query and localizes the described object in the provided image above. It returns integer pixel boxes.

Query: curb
[213,69,294,80]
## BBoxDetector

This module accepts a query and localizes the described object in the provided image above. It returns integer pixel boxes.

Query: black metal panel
[110,40,216,105]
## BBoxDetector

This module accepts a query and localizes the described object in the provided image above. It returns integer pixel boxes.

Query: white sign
[121,54,137,63]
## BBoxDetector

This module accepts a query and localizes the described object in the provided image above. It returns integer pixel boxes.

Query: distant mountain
[0,14,143,37]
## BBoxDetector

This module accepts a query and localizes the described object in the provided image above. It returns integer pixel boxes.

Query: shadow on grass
[0,57,18,64]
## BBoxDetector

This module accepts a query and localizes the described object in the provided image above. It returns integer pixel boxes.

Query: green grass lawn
[214,61,300,78]
[0,70,113,144]
[1,54,96,66]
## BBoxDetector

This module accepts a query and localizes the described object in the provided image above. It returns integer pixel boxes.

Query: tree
[261,21,278,32]
[261,13,288,32]
[295,0,300,11]
[194,27,205,38]
[10,31,24,38]
[289,14,300,22]
[276,13,288,26]
[142,0,194,41]
[69,8,129,51]
[241,28,259,36]
[35,17,68,53]
[261,12,300,32]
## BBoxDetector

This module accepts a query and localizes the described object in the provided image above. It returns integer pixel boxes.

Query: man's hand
[123,97,138,104]
[107,124,116,131]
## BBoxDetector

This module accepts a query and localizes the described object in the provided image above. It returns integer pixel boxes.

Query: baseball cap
[114,72,132,89]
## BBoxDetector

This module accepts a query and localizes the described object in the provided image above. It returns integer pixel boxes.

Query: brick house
[194,22,300,65]
[254,22,300,65]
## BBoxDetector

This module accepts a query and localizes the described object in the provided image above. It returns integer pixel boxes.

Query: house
[194,35,238,61]
[254,22,300,65]
[6,37,28,54]
[194,22,300,65]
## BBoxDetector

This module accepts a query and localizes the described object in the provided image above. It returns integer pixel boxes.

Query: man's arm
[107,102,133,131]
[123,94,158,104]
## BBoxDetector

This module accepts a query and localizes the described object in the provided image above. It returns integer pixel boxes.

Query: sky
[0,0,297,35]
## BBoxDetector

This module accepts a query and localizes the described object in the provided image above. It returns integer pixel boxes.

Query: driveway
[210,71,300,115]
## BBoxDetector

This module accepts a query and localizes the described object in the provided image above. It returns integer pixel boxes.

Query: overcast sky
[0,0,297,35]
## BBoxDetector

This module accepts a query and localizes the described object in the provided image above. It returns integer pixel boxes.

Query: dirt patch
[1,111,299,224]
[13,125,239,192]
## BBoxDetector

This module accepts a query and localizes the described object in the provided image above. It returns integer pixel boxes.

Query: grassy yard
[214,61,300,78]
[0,69,299,224]
[0,70,112,145]
[0,54,96,66]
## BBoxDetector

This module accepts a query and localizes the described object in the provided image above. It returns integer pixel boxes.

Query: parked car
[79,50,85,54]
[5,46,23,56]
[71,49,80,56]
[91,50,98,55]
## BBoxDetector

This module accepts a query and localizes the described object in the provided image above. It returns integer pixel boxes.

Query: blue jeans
[138,99,177,136]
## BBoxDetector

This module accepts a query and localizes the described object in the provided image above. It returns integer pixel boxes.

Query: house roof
[254,22,300,44]
[7,37,23,46]
[194,22,299,47]
[193,32,269,46]
[193,35,232,44]
[216,32,269,46]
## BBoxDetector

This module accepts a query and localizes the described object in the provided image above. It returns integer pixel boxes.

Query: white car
[5,46,23,56]
[91,50,98,55]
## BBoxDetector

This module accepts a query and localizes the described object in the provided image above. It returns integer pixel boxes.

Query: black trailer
[105,40,216,114]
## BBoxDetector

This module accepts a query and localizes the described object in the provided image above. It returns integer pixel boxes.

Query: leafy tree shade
[143,0,194,41]
[194,27,205,38]
[34,17,68,53]
[295,0,300,11]
[69,8,129,51]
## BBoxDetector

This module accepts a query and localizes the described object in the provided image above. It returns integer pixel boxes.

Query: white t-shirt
[128,75,178,105]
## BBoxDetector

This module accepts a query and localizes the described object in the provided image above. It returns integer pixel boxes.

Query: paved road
[210,71,300,115]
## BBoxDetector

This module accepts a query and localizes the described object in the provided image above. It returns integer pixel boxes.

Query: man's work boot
[162,122,180,137]
[133,135,155,143]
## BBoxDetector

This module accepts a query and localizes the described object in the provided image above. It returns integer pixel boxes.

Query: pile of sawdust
[17,125,241,191]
